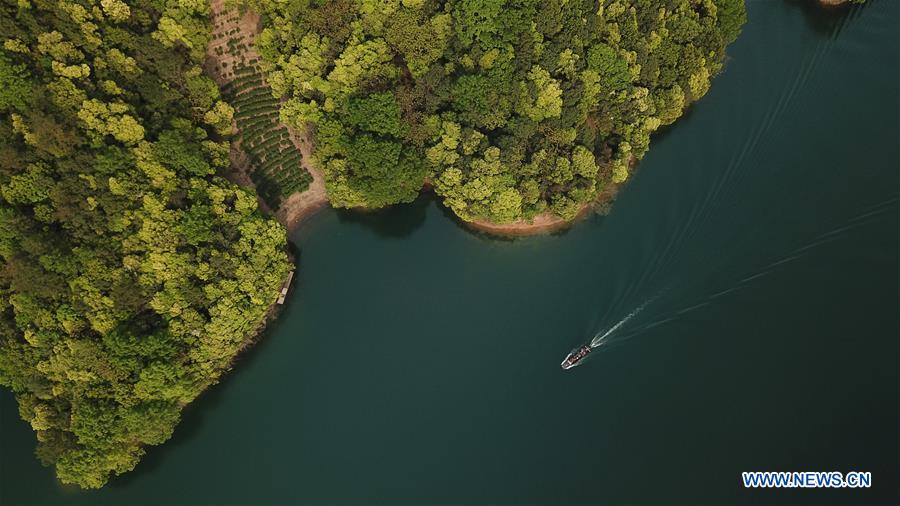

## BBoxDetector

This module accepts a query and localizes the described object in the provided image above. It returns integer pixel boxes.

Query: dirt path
[277,127,328,230]
[205,0,328,231]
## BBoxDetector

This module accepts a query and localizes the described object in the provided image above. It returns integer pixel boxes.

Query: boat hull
[561,345,592,370]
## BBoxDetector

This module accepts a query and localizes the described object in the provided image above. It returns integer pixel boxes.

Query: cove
[1,1,897,504]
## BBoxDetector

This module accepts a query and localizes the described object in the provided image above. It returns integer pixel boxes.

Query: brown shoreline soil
[465,179,624,236]
[205,0,328,232]
[276,129,329,230]
[466,207,590,236]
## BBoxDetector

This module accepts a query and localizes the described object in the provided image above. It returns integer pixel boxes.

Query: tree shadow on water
[783,0,869,39]
[335,195,429,239]
[648,105,698,146]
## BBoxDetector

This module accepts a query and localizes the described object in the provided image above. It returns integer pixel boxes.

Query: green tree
[0,53,31,112]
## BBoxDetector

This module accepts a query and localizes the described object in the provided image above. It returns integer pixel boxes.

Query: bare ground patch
[205,0,327,231]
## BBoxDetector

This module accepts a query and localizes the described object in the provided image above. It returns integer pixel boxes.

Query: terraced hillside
[206,4,314,210]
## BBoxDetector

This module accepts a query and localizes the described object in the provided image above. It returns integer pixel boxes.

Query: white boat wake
[575,197,899,361]
[590,298,656,348]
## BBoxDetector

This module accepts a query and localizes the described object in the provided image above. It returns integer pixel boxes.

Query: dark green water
[2,1,898,504]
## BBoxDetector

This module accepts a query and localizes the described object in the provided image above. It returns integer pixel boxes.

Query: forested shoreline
[248,0,746,225]
[0,0,291,488]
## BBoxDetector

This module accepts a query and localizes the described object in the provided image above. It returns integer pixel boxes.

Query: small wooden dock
[276,270,294,305]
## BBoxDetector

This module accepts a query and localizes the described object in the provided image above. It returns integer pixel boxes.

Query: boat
[561,344,592,370]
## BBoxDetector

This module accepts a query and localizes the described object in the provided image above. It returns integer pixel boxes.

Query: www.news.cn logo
[742,471,871,488]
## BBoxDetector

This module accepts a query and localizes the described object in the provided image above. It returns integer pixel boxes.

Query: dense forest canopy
[0,0,291,489]
[251,0,746,222]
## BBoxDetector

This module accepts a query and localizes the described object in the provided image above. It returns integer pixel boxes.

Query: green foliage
[346,92,403,137]
[0,52,31,112]
[587,43,632,93]
[0,0,291,489]
[325,134,425,208]
[250,0,746,223]
[384,10,451,78]
[518,66,563,123]
[203,101,234,136]
[452,72,514,130]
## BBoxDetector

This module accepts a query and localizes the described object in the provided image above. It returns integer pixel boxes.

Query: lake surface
[2,1,898,504]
